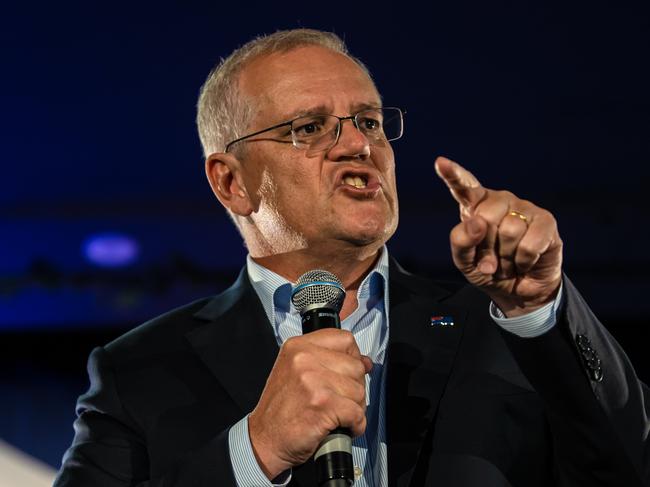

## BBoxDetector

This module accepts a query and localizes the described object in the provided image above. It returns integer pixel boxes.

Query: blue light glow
[83,233,140,267]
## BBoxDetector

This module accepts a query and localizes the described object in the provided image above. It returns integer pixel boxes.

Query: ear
[205,152,254,217]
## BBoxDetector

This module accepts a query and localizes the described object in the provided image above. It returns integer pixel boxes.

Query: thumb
[450,216,489,271]
[361,355,374,374]
[466,216,487,242]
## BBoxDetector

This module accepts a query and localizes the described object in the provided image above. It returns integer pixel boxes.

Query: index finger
[435,156,487,211]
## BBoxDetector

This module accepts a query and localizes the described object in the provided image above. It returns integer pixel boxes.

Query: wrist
[495,300,546,318]
[493,280,562,318]
[248,412,291,480]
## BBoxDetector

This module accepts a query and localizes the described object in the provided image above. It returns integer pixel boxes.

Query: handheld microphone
[291,270,354,487]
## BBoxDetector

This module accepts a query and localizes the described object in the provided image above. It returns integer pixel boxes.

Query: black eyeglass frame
[224,106,405,153]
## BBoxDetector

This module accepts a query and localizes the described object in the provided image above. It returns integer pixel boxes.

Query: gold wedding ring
[508,210,529,223]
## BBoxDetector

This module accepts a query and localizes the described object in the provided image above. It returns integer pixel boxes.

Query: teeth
[343,175,367,188]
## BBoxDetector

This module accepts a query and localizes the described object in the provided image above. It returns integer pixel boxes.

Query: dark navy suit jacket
[54,259,649,486]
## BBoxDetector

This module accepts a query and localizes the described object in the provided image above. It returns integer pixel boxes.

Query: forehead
[238,46,381,124]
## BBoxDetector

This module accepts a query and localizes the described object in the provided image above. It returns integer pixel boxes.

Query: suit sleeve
[499,275,650,486]
[53,346,239,487]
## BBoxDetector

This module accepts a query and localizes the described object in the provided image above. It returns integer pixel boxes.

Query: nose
[326,118,370,161]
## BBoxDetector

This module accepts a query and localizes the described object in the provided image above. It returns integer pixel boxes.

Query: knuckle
[298,369,315,387]
[535,207,551,221]
[517,241,539,259]
[485,189,513,206]
[449,222,465,240]
[355,406,366,425]
[292,349,310,369]
[354,382,366,404]
[283,336,299,352]
[309,388,331,410]
[352,408,367,434]
[519,197,533,207]
[353,360,367,378]
[338,330,359,353]
[340,329,355,346]
[450,223,473,248]
[498,221,520,240]
[346,413,360,433]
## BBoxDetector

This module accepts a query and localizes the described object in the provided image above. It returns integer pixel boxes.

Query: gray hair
[196,28,372,157]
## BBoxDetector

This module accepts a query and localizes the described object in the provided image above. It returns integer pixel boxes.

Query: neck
[251,243,383,320]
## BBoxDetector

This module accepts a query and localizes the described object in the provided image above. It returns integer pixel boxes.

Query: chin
[342,218,397,248]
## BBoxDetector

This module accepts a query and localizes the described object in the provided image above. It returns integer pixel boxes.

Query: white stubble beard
[244,167,308,258]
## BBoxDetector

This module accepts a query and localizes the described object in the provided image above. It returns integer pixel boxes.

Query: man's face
[235,45,399,256]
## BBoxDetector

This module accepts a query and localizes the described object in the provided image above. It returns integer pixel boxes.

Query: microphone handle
[300,308,355,486]
[316,427,354,487]
[300,307,341,334]
[324,481,350,487]
[323,481,352,487]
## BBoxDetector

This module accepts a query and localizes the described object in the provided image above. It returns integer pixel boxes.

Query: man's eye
[296,123,319,135]
[359,117,382,132]
[293,118,326,137]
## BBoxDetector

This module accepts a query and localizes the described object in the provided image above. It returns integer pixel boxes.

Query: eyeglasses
[224,107,404,153]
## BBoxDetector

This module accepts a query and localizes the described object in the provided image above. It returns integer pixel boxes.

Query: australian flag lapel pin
[430,315,454,327]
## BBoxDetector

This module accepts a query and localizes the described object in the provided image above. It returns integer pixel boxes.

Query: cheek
[380,157,398,194]
[372,144,396,171]
[279,158,323,193]
[265,164,322,215]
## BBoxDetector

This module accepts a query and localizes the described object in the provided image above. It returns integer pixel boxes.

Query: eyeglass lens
[291,108,402,151]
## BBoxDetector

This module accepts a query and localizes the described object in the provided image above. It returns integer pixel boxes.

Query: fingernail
[434,160,442,177]
[479,261,494,274]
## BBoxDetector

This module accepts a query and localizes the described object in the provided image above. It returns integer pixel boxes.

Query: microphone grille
[291,269,345,313]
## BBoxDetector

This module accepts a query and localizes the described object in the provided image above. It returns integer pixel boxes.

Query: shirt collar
[246,246,390,326]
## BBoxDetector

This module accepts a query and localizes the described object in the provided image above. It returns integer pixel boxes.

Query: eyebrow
[282,101,383,121]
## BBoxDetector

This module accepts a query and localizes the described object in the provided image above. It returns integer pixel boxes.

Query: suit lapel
[387,259,467,487]
[186,269,279,415]
[185,261,468,486]
[185,269,317,485]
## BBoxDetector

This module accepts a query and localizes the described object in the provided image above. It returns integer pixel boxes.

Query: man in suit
[55,29,649,486]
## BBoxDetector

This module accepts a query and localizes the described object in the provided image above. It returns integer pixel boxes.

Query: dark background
[1,0,649,470]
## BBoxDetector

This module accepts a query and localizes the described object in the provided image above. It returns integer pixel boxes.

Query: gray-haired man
[55,29,649,487]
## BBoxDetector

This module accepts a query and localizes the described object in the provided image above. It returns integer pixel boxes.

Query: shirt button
[354,466,363,479]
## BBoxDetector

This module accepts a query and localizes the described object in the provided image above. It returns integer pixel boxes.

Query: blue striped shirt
[228,248,562,486]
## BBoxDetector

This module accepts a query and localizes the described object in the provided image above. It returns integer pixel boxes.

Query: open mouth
[342,174,368,189]
[335,167,381,196]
